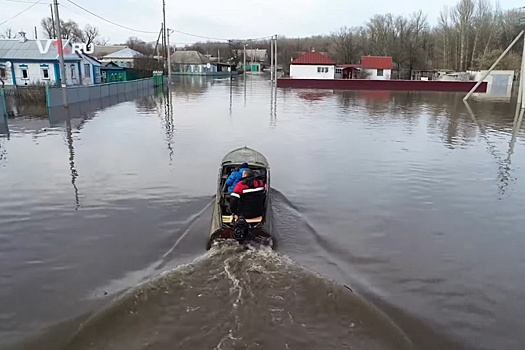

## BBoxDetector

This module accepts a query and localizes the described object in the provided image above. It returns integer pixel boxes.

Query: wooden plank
[222,215,262,224]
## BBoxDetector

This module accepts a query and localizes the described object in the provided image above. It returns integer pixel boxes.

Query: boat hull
[207,147,274,249]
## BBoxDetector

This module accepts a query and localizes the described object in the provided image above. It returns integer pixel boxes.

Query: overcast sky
[0,0,523,45]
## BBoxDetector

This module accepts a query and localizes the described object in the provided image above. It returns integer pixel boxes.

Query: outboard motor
[233,215,250,243]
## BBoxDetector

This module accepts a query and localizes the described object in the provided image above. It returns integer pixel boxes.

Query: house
[0,33,99,86]
[100,48,145,68]
[335,64,362,79]
[80,53,102,85]
[100,61,140,82]
[245,48,267,63]
[100,61,127,82]
[171,50,215,75]
[360,56,393,80]
[234,48,268,72]
[289,51,336,79]
[93,45,128,60]
[170,50,236,76]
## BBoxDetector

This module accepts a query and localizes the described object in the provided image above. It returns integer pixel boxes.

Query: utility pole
[53,0,68,107]
[50,4,56,38]
[161,23,165,70]
[162,0,167,71]
[464,30,524,102]
[274,34,278,80]
[167,28,172,85]
[243,43,247,74]
[270,36,274,82]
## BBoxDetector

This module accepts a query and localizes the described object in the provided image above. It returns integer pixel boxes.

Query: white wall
[79,57,101,85]
[364,68,391,80]
[12,62,57,86]
[6,62,82,86]
[64,62,81,85]
[469,70,515,100]
[290,65,335,79]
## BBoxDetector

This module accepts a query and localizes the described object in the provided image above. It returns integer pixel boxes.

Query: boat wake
[44,241,413,350]
[12,191,421,350]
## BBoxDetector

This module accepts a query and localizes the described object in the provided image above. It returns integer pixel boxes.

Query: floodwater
[1,76,524,350]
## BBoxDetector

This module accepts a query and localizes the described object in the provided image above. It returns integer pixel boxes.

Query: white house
[289,51,336,79]
[80,54,102,85]
[170,50,218,75]
[0,33,100,86]
[360,56,393,80]
[100,47,144,68]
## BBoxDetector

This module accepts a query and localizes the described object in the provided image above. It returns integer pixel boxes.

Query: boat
[207,146,274,249]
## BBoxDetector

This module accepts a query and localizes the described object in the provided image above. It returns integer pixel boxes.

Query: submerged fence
[45,77,160,108]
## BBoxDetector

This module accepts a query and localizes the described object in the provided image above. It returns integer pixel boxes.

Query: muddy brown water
[1,76,524,350]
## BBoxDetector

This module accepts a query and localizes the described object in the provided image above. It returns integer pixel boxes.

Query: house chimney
[18,30,27,43]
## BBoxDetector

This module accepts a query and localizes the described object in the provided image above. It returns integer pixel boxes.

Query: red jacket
[229,177,266,219]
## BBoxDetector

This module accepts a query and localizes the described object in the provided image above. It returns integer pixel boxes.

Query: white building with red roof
[289,51,336,79]
[360,56,393,80]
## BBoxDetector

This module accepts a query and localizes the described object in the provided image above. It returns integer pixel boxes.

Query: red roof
[291,51,336,65]
[360,56,393,69]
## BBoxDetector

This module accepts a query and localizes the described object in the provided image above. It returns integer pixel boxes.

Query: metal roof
[93,45,127,58]
[221,147,269,167]
[291,51,336,65]
[245,48,267,61]
[0,38,81,61]
[360,56,393,69]
[170,50,211,65]
[102,47,144,59]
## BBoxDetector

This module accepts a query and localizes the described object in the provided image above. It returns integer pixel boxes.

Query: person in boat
[225,162,249,193]
[229,169,266,220]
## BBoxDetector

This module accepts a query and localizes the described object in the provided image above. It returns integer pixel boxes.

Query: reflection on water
[464,101,524,197]
[1,76,524,350]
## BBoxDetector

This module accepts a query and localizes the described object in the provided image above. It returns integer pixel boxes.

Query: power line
[0,0,44,26]
[2,0,276,44]
[60,3,92,21]
[168,28,229,41]
[65,0,158,34]
[65,0,272,42]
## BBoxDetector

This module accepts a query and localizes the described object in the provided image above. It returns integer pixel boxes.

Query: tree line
[185,0,524,78]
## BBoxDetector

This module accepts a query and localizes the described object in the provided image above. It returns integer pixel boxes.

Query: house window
[317,67,329,73]
[335,68,342,74]
[0,67,6,79]
[21,69,28,79]
[377,69,384,76]
[42,68,49,79]
[71,65,76,79]
[84,64,91,78]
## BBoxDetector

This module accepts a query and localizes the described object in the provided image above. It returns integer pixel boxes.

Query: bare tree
[61,19,84,41]
[83,24,100,48]
[329,27,360,64]
[40,17,84,41]
[0,27,17,39]
[157,0,525,75]
[96,37,110,46]
[41,17,55,38]
[452,0,475,70]
[124,37,155,56]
